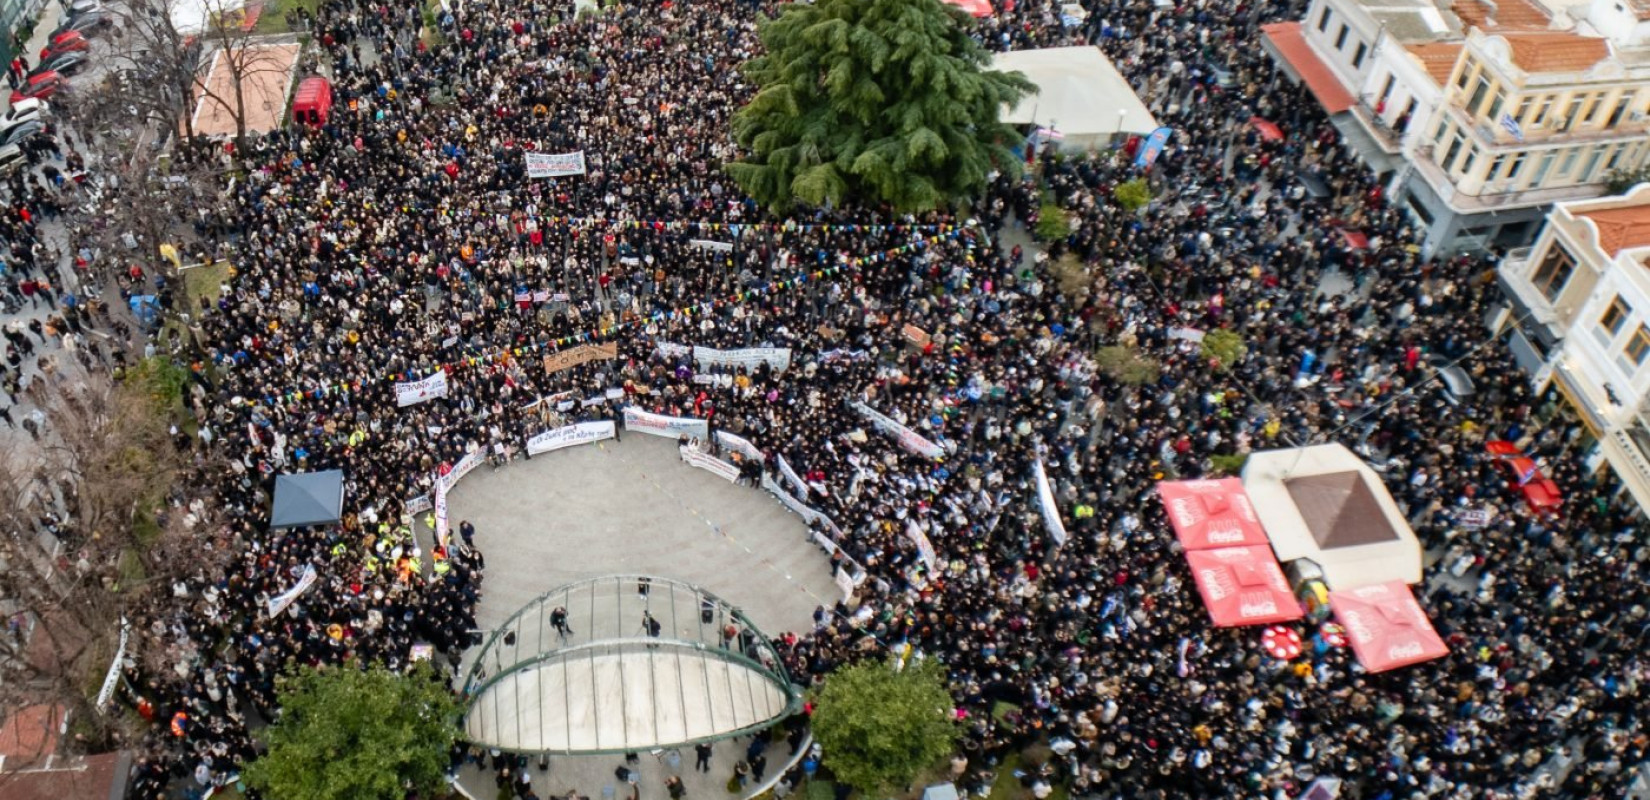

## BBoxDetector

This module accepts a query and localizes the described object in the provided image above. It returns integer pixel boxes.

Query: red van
[291,76,332,127]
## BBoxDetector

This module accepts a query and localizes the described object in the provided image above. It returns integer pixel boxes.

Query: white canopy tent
[1242,444,1423,590]
[991,46,1158,151]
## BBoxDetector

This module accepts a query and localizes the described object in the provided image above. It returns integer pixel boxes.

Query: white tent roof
[991,46,1158,140]
[1242,444,1423,589]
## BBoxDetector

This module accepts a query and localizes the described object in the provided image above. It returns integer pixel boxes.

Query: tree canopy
[243,661,462,800]
[728,0,1033,214]
[811,659,959,794]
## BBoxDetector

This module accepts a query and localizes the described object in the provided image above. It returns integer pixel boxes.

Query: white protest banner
[434,476,450,547]
[1033,454,1069,546]
[1459,508,1490,529]
[266,564,318,617]
[95,617,131,712]
[1169,327,1206,343]
[689,239,735,252]
[715,431,765,462]
[655,342,691,359]
[624,407,710,439]
[527,421,616,455]
[850,401,945,459]
[396,371,448,407]
[777,453,808,497]
[834,566,857,599]
[438,450,485,494]
[681,446,740,482]
[761,473,844,537]
[406,494,432,514]
[906,518,939,570]
[693,346,792,373]
[525,150,587,178]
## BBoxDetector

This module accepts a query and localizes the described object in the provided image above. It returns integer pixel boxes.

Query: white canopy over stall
[991,46,1158,151]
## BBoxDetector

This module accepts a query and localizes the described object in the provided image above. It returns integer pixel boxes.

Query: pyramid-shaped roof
[1283,471,1398,549]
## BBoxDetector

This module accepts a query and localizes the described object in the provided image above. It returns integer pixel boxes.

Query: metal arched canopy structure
[462,575,802,754]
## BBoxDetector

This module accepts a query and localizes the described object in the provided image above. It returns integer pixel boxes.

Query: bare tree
[0,367,229,752]
[190,0,303,153]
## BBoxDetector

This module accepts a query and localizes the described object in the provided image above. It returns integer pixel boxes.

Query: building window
[1532,151,1556,184]
[1468,77,1491,115]
[1507,152,1526,180]
[1600,296,1632,343]
[1486,90,1506,121]
[1488,154,1507,181]
[1443,134,1464,170]
[1580,147,1604,182]
[1563,95,1586,130]
[1456,60,1474,90]
[1533,95,1553,127]
[1559,148,1579,177]
[1336,24,1350,49]
[1353,42,1368,69]
[1515,96,1533,122]
[1532,244,1576,300]
[1379,74,1396,107]
[1460,146,1479,177]
[1606,94,1634,128]
[1397,98,1417,133]
[1606,143,1626,171]
[1319,6,1332,31]
[1626,325,1650,367]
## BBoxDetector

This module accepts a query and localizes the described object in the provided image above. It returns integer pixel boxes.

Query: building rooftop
[1501,32,1613,72]
[1452,0,1553,31]
[1407,41,1466,84]
[1576,204,1650,255]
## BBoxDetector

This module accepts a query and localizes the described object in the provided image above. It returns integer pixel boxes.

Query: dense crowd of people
[21,0,1635,797]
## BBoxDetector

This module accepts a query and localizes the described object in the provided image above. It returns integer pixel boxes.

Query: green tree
[1113,177,1152,212]
[243,661,461,800]
[1095,345,1160,385]
[728,0,1033,213]
[1200,329,1248,371]
[1033,200,1069,242]
[1604,165,1650,196]
[811,659,958,794]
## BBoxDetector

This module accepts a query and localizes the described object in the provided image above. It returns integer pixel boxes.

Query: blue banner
[1134,126,1174,169]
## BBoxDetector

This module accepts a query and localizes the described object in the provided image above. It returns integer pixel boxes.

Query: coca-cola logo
[1238,594,1279,618]
[1387,641,1425,660]
[1199,568,1233,601]
[1342,609,1376,644]
[1169,496,1202,527]
[1206,522,1246,544]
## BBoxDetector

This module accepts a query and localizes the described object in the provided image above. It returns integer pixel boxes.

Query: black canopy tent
[270,470,345,528]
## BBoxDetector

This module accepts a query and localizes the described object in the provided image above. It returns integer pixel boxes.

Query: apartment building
[1263,0,1650,256]
[1494,184,1650,510]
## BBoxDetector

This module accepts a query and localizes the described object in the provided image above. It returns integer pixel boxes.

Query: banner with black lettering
[693,346,792,373]
[624,407,710,439]
[396,371,448,407]
[850,401,945,459]
[1033,454,1069,546]
[266,564,318,617]
[527,421,616,455]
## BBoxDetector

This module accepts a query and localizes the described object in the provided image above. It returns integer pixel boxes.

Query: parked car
[0,144,25,175]
[49,9,111,38]
[1427,354,1477,406]
[32,50,89,78]
[47,29,88,49]
[2,97,48,127]
[64,0,104,17]
[9,71,67,104]
[1485,440,1563,514]
[1,118,45,146]
[40,30,89,59]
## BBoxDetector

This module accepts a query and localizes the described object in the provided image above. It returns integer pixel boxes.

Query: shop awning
[1157,478,1269,551]
[271,470,346,528]
[1260,22,1355,114]
[1329,581,1448,672]
[1186,545,1304,627]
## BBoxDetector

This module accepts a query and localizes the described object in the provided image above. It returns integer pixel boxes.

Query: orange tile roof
[1261,22,1355,114]
[1452,0,1552,31]
[1578,205,1650,256]
[1501,33,1612,73]
[0,704,64,766]
[1406,42,1464,86]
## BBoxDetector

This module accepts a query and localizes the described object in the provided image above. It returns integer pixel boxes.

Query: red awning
[1261,22,1355,114]
[944,0,994,16]
[1329,581,1448,673]
[1157,478,1269,551]
[1186,545,1304,627]
[1249,117,1284,142]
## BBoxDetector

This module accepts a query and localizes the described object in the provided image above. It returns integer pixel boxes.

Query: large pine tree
[728,0,1033,214]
